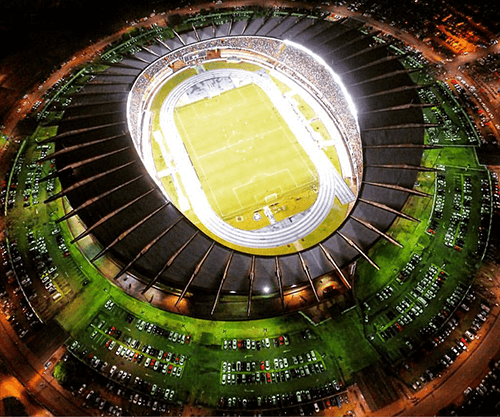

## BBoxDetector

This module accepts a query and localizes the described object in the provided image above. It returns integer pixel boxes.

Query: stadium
[41,13,428,321]
[0,1,498,416]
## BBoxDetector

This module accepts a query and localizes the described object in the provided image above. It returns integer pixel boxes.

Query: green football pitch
[172,82,319,223]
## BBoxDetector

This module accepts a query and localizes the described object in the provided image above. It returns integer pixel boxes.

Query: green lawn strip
[202,60,262,72]
[355,168,435,301]
[426,146,481,170]
[55,277,110,334]
[317,308,379,382]
[292,94,315,120]
[150,67,198,115]
[268,74,291,94]
[355,194,434,301]
[105,282,311,343]
[53,203,117,334]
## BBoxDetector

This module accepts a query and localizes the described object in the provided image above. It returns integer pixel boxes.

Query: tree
[53,359,78,388]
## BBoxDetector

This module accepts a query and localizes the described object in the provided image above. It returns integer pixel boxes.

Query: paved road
[0,358,52,417]
[0,315,91,416]
[401,268,500,416]
[404,313,500,415]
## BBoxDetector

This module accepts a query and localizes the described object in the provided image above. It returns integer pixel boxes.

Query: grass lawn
[172,82,319,221]
[202,60,262,73]
[293,94,315,120]
[318,309,380,380]
[355,171,435,301]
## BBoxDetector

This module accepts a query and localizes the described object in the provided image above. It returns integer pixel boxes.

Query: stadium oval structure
[52,14,426,320]
[128,37,360,252]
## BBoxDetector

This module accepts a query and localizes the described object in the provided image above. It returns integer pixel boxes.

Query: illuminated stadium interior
[128,37,359,254]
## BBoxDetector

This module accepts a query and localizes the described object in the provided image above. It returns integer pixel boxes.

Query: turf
[292,94,315,120]
[318,308,380,380]
[172,82,319,221]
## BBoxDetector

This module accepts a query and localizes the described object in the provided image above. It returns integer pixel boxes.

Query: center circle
[128,36,361,255]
